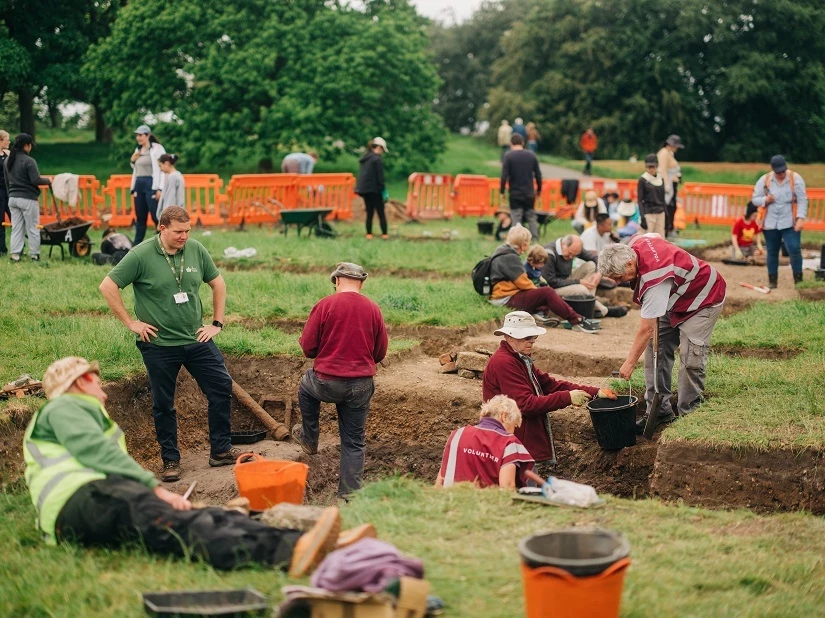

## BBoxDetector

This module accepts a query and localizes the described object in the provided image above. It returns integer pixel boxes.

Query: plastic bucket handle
[236,453,264,465]
[529,558,631,585]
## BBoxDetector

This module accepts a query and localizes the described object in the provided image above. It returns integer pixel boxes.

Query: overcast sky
[410,0,486,23]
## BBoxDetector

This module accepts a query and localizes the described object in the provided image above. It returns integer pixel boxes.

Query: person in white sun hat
[482,312,617,475]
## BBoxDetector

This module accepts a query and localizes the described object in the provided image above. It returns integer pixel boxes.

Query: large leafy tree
[85,0,445,174]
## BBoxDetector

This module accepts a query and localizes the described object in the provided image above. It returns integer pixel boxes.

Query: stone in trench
[456,351,489,373]
[458,369,477,379]
[439,361,458,374]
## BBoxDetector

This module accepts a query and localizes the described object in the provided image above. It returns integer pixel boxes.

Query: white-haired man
[598,236,726,430]
[23,356,345,576]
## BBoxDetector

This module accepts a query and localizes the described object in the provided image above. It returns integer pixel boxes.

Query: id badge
[174,292,189,304]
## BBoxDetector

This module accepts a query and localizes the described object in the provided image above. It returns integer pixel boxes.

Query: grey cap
[330,262,368,283]
[770,155,787,173]
[134,124,151,135]
[644,153,658,166]
[666,135,685,149]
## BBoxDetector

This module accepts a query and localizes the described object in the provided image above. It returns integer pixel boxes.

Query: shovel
[643,319,664,439]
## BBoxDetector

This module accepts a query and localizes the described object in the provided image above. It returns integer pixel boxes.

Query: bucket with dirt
[587,395,638,450]
[564,295,596,319]
[234,454,308,510]
[519,528,631,618]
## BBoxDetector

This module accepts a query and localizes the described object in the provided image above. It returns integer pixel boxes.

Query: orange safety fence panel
[453,175,491,217]
[487,178,561,216]
[679,182,754,227]
[577,178,638,205]
[37,176,104,227]
[225,174,299,225]
[295,173,356,220]
[406,173,453,219]
[100,174,136,228]
[804,188,825,231]
[183,174,226,226]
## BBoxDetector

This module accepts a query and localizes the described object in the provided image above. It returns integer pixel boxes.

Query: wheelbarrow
[279,207,336,238]
[40,218,93,259]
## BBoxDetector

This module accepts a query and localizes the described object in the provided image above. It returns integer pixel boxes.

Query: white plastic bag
[542,477,600,507]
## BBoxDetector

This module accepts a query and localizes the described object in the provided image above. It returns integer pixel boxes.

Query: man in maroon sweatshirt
[293,262,388,498]
[482,312,616,474]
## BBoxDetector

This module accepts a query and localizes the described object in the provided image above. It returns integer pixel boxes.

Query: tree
[85,0,446,174]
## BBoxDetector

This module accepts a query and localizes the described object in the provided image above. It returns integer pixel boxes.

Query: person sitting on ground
[580,213,618,255]
[616,200,642,239]
[731,202,764,261]
[637,153,667,237]
[494,203,512,241]
[488,225,599,333]
[572,190,607,234]
[435,394,534,489]
[281,151,318,174]
[603,192,621,221]
[524,244,548,286]
[482,312,616,474]
[542,235,627,318]
[93,228,133,266]
[23,356,361,577]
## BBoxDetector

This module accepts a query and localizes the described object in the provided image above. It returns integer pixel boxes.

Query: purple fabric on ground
[310,538,424,593]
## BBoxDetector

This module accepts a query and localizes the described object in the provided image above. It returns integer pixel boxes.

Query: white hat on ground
[494,312,547,339]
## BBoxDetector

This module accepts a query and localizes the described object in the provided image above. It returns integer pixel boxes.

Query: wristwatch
[212,320,223,329]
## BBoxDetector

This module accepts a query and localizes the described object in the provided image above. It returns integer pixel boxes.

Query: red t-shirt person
[438,417,534,488]
[732,218,761,247]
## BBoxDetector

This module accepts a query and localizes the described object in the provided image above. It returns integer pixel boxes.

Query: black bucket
[477,221,494,235]
[564,294,596,319]
[587,395,638,450]
[519,528,630,577]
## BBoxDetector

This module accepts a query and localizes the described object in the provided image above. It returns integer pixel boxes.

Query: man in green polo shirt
[99,206,239,482]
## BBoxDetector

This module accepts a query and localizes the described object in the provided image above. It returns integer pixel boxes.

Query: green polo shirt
[108,236,220,346]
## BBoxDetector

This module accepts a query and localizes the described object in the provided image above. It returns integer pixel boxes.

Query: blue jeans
[584,152,593,174]
[133,176,159,245]
[298,369,374,497]
[763,227,802,275]
[137,340,233,461]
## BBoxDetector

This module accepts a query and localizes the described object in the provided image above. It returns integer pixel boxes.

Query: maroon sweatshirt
[299,291,388,379]
[482,340,598,462]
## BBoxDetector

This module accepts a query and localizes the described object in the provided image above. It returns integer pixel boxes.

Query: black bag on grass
[472,254,502,296]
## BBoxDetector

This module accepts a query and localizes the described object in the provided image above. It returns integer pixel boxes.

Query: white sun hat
[494,311,547,339]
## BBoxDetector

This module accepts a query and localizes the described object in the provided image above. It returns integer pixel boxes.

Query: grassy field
[2,477,825,617]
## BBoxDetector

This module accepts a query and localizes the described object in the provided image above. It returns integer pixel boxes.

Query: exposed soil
[712,345,803,360]
[3,257,819,515]
[797,286,825,301]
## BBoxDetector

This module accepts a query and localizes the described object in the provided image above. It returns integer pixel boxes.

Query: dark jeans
[137,340,233,461]
[510,194,539,240]
[665,183,678,235]
[133,176,159,245]
[298,369,374,497]
[584,152,593,175]
[361,192,387,235]
[0,189,9,252]
[56,476,300,570]
[763,227,802,275]
[506,288,581,323]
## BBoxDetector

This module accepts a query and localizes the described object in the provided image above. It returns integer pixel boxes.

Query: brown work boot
[288,507,341,578]
[208,447,249,467]
[291,424,318,455]
[336,523,377,550]
[161,459,181,482]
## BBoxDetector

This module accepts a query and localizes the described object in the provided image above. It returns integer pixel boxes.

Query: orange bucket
[519,529,631,618]
[233,454,308,510]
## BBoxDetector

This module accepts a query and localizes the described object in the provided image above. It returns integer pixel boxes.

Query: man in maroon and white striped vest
[598,234,726,428]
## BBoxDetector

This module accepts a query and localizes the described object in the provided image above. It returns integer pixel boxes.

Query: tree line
[431,0,825,163]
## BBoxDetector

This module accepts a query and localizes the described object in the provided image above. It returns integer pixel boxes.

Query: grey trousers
[298,369,375,498]
[644,303,724,417]
[9,197,40,256]
[555,262,608,317]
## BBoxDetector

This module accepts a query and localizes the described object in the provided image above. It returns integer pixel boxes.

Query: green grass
[2,477,825,617]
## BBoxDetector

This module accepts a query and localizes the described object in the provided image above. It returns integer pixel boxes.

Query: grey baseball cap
[770,155,787,173]
[666,135,685,149]
[330,262,368,283]
[134,124,152,135]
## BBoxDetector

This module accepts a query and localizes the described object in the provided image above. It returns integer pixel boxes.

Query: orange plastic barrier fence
[225,174,299,225]
[577,178,638,204]
[487,178,552,215]
[295,173,356,220]
[100,174,137,227]
[804,188,825,231]
[183,174,226,226]
[453,175,491,216]
[37,176,104,227]
[406,173,453,220]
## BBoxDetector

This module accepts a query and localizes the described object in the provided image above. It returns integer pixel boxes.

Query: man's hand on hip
[196,324,222,342]
[129,320,158,342]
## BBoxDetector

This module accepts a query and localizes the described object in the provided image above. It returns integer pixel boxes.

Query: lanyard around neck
[157,235,185,292]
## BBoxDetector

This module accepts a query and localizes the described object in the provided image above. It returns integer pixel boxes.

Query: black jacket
[637,175,666,215]
[4,151,50,200]
[541,240,597,288]
[500,149,542,199]
[356,151,385,195]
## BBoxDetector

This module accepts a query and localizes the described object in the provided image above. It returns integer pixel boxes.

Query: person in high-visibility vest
[23,356,369,575]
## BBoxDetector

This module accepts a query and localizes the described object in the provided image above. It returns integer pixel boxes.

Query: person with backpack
[477,225,599,333]
[751,155,807,288]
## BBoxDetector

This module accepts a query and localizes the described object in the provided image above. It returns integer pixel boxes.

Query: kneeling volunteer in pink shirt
[436,395,534,489]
